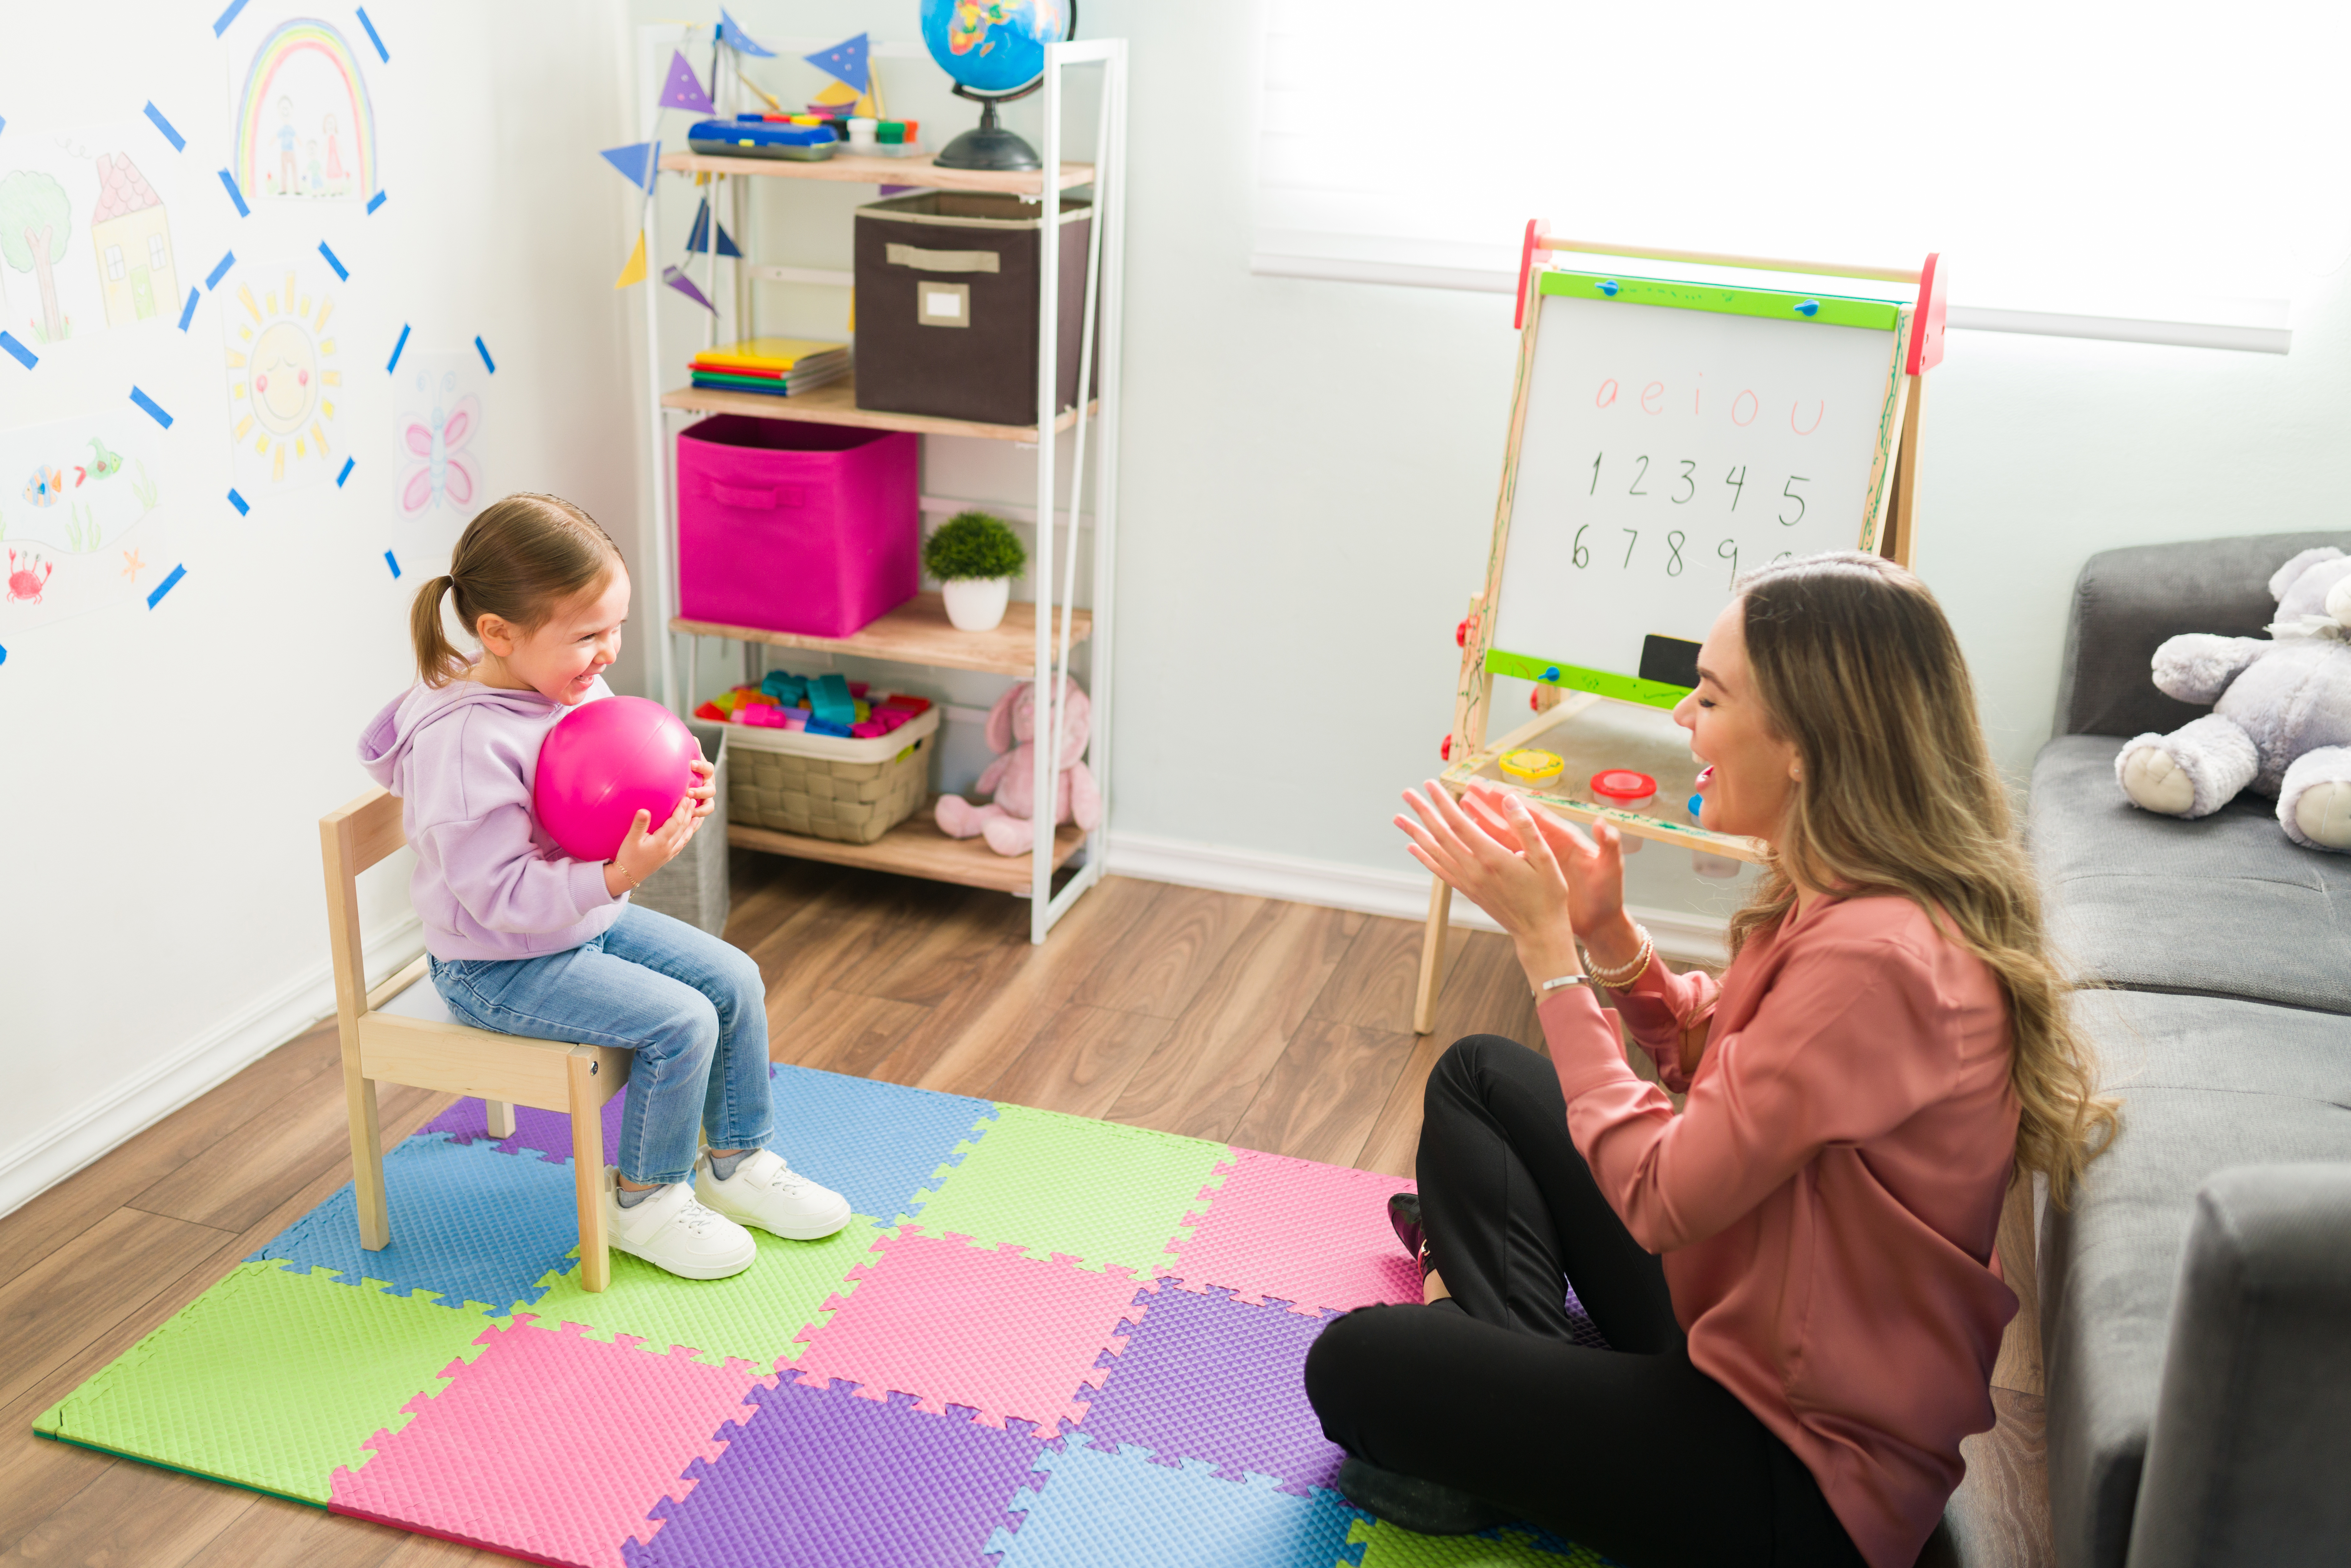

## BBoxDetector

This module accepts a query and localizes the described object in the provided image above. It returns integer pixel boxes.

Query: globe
[918,0,1072,97]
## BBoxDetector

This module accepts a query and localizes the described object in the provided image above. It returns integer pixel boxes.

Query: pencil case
[687,118,838,160]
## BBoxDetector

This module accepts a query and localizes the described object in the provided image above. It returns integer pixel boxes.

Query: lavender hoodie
[357,674,623,962]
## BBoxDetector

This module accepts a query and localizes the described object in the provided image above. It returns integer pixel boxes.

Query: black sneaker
[1336,1455,1511,1536]
[1387,1191,1433,1277]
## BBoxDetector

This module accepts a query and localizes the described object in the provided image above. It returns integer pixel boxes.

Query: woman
[1304,553,2114,1568]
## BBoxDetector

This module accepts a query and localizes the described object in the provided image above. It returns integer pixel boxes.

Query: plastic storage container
[852,190,1095,426]
[725,705,940,844]
[675,415,918,638]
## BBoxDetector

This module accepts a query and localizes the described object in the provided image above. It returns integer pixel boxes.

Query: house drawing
[90,153,176,326]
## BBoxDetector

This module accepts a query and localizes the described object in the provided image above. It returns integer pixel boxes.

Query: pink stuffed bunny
[934,676,1101,855]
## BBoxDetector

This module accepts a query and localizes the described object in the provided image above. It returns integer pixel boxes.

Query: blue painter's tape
[384,550,401,579]
[227,489,249,515]
[318,241,348,280]
[129,386,173,428]
[1598,279,1620,297]
[205,250,235,290]
[0,117,7,141]
[218,168,249,217]
[212,0,249,34]
[143,101,186,151]
[336,456,354,487]
[366,189,386,215]
[386,322,410,373]
[0,645,8,667]
[147,564,186,609]
[1795,299,1821,318]
[0,331,34,370]
[356,6,389,61]
[176,287,198,331]
[474,335,496,373]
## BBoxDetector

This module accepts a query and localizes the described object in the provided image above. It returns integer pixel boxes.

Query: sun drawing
[225,270,342,484]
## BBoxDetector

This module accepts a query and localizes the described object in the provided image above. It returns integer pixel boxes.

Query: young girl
[358,493,849,1280]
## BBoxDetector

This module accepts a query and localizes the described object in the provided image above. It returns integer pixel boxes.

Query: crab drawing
[7,548,54,606]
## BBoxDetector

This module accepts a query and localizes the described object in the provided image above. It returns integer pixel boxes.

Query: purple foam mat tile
[419,1091,628,1166]
[1071,1281,1345,1498]
[623,1377,1045,1568]
[1561,1282,1608,1351]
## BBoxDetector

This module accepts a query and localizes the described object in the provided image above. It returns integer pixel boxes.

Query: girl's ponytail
[410,575,465,687]
[405,494,620,688]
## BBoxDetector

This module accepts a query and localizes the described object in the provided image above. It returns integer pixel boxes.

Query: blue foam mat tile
[248,1133,585,1314]
[762,1063,997,1227]
[984,1441,1368,1568]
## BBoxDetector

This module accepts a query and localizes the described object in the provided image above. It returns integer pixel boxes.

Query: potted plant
[923,509,1027,632]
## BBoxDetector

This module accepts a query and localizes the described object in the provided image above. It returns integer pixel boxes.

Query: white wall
[10,0,2346,1213]
[0,0,640,1213]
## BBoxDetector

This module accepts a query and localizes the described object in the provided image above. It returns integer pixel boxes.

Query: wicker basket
[723,705,938,844]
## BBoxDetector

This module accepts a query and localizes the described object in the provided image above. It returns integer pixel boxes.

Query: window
[1254,0,2347,352]
[148,234,168,274]
[105,244,124,282]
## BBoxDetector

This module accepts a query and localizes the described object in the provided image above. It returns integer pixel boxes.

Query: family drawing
[271,98,350,198]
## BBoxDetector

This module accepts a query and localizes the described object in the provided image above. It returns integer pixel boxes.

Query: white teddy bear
[2116,545,2351,850]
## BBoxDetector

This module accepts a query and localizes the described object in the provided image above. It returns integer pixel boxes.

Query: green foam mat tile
[1350,1518,1613,1566]
[37,1260,501,1504]
[900,1102,1233,1275]
[520,1216,884,1370]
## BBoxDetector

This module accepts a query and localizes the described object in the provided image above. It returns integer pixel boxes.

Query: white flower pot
[941,575,1012,632]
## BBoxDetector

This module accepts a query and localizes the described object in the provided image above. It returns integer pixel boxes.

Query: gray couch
[2030,533,2351,1568]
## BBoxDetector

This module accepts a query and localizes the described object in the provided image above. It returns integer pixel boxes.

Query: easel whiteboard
[1486,271,1912,707]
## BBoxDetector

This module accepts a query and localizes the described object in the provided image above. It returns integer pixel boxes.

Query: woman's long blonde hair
[1728,552,2116,1207]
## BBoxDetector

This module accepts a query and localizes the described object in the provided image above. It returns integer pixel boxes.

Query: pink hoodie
[357,675,623,962]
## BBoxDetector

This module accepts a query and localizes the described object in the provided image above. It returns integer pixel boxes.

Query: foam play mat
[36,1064,1611,1567]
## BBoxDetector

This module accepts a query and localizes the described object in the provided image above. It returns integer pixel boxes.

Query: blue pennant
[804,32,870,93]
[684,197,742,258]
[719,7,775,57]
[598,140,660,192]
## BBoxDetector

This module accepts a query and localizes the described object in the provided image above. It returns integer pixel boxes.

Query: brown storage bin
[853,190,1096,426]
[722,706,939,844]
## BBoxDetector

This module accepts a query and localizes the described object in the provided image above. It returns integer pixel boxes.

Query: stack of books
[688,337,849,398]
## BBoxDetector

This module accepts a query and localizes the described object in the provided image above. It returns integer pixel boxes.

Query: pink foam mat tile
[1159,1150,1422,1316]
[330,1315,764,1568]
[788,1225,1149,1434]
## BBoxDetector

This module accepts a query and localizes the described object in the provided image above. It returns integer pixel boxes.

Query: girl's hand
[685,753,717,822]
[1394,780,1580,987]
[606,797,699,896]
[1461,781,1644,973]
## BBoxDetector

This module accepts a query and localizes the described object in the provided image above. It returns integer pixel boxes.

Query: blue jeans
[429,904,773,1185]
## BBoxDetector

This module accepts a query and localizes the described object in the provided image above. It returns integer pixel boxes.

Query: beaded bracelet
[1583,924,1654,990]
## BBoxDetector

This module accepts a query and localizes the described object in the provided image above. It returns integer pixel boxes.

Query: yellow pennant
[614,230,647,289]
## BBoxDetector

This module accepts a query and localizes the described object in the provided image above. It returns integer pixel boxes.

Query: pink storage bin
[675,415,919,638]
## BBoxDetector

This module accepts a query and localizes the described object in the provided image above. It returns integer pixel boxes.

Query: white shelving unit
[629,29,1127,943]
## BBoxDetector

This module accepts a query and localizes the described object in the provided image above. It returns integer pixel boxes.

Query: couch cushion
[2030,734,2351,1015]
[2052,530,2351,739]
[2041,989,2351,1568]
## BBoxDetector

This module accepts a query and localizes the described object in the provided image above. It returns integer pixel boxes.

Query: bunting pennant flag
[804,33,870,93]
[614,230,647,288]
[684,197,742,258]
[718,8,775,57]
[658,50,716,114]
[661,266,716,312]
[599,140,660,192]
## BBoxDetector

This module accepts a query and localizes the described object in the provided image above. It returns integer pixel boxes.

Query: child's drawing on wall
[0,411,179,634]
[231,18,378,204]
[0,170,74,343]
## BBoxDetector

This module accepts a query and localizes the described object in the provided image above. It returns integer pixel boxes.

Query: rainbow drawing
[231,19,378,202]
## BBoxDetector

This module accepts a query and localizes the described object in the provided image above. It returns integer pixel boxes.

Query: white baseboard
[0,914,426,1220]
[1103,830,1728,967]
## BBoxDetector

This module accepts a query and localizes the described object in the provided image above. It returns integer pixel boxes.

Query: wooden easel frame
[1410,228,1946,1034]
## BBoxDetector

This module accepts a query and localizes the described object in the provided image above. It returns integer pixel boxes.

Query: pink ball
[533,695,700,863]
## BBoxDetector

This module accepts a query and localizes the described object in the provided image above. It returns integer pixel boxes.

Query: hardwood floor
[0,856,2052,1566]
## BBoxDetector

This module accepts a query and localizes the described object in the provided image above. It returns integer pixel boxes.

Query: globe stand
[934,84,1041,172]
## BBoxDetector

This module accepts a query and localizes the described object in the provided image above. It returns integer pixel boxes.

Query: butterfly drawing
[395,394,482,517]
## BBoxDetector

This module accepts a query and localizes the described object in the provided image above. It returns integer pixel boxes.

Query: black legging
[1304,1035,1868,1568]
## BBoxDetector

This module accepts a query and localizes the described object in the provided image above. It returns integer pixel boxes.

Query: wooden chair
[321,787,630,1291]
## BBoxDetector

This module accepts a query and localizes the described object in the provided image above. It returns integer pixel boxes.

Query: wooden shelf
[659,148,1093,195]
[728,808,1086,893]
[674,592,1090,677]
[661,375,1092,443]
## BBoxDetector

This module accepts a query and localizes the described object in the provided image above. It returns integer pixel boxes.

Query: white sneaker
[603,1168,756,1280]
[695,1148,852,1241]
